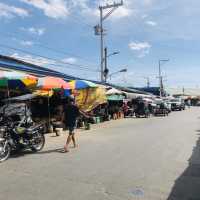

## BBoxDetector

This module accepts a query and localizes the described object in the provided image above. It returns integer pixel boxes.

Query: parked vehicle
[0,103,45,162]
[154,102,169,116]
[165,100,172,113]
[171,98,185,111]
[135,101,150,118]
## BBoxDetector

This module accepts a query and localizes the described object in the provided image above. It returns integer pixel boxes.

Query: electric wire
[0,31,98,66]
[0,43,100,72]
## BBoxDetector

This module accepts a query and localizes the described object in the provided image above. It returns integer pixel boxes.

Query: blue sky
[0,0,200,88]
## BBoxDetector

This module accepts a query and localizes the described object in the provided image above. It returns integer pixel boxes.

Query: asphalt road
[1,107,200,200]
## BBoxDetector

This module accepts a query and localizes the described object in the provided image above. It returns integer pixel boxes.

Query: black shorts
[68,126,75,134]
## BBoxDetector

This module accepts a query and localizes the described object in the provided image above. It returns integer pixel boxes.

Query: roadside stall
[106,87,125,119]
[36,76,71,132]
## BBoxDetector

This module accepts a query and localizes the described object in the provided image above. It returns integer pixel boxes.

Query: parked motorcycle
[0,103,45,162]
[0,116,45,162]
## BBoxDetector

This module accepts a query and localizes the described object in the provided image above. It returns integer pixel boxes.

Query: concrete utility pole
[104,47,108,82]
[159,61,162,97]
[104,47,120,83]
[159,59,169,97]
[143,77,150,88]
[95,1,123,82]
[182,87,185,95]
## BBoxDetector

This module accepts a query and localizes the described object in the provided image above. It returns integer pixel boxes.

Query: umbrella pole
[6,82,10,104]
[47,92,51,129]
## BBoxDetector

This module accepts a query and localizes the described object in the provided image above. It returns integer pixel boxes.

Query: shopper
[63,98,80,152]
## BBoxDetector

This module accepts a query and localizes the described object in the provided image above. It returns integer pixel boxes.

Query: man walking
[63,98,80,152]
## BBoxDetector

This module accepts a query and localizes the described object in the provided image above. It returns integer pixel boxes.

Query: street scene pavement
[1,108,200,200]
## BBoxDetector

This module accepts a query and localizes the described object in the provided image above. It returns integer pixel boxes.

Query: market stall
[106,87,126,119]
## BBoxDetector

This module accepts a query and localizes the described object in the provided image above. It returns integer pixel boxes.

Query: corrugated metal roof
[166,87,200,96]
[0,54,78,80]
[0,54,148,95]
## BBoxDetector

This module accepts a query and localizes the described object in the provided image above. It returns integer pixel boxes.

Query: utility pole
[147,77,150,88]
[182,87,185,95]
[159,60,162,97]
[158,59,169,97]
[104,47,109,82]
[100,7,104,82]
[143,77,150,88]
[95,1,123,82]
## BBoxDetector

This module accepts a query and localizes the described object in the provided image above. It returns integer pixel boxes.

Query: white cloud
[21,27,46,36]
[129,41,151,51]
[143,0,155,6]
[10,53,76,69]
[129,41,151,58]
[20,0,69,19]
[145,20,157,26]
[0,2,29,18]
[10,53,54,66]
[62,57,77,64]
[28,27,46,35]
[20,40,34,46]
[19,0,134,21]
[71,0,134,21]
[110,7,133,19]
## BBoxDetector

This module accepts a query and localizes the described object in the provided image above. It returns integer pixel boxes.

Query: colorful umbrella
[69,80,97,90]
[37,76,70,91]
[0,70,38,89]
[37,77,71,128]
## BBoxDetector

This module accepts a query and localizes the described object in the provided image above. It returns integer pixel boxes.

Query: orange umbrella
[37,76,70,90]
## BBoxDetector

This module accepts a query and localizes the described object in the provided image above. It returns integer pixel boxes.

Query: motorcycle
[0,116,45,162]
[0,103,45,162]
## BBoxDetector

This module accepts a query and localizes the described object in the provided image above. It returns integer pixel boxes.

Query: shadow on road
[10,148,65,159]
[167,133,200,200]
[36,148,66,154]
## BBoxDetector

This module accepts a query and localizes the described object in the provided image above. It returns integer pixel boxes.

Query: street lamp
[109,68,127,80]
[107,51,120,58]
[159,59,170,97]
[142,76,150,88]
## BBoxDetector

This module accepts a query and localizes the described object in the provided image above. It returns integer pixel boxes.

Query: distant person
[122,102,129,117]
[187,99,191,108]
[63,98,80,152]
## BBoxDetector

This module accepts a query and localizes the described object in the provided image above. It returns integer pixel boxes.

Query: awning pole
[47,91,51,128]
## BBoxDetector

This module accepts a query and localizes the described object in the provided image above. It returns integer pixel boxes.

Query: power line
[69,13,94,29]
[0,30,97,66]
[0,43,100,72]
[14,56,98,73]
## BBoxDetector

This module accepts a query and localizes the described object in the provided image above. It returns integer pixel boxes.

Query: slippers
[73,144,78,148]
[64,146,69,153]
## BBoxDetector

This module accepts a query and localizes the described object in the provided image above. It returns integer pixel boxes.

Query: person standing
[63,98,80,152]
[187,99,191,108]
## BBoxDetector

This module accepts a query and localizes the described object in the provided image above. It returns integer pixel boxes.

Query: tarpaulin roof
[107,94,125,101]
[106,88,123,95]
[75,87,107,112]
[124,92,153,99]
